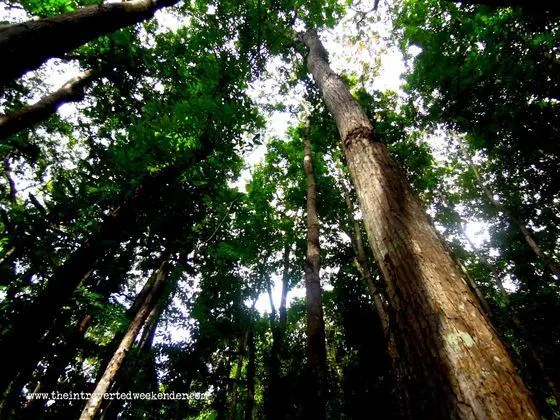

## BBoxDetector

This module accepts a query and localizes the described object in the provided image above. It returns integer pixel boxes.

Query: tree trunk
[4,247,136,417]
[229,329,250,420]
[0,70,96,140]
[98,294,165,420]
[338,175,408,399]
[0,167,177,397]
[301,29,538,418]
[267,243,290,420]
[244,326,255,420]
[303,134,327,420]
[79,262,169,420]
[339,174,390,334]
[0,0,179,86]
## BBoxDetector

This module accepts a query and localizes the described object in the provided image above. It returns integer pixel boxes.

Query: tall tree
[302,132,327,419]
[266,243,291,420]
[300,28,538,418]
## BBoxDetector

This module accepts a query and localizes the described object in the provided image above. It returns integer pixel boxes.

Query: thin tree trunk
[79,262,169,420]
[0,167,177,397]
[3,158,17,203]
[0,0,179,86]
[229,329,250,420]
[466,157,560,280]
[338,175,407,393]
[92,255,167,387]
[98,294,165,419]
[267,243,290,420]
[244,326,255,420]
[303,134,327,420]
[339,174,389,333]
[138,297,164,353]
[301,29,538,418]
[0,70,96,140]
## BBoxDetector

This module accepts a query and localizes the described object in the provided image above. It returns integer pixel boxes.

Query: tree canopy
[0,0,558,418]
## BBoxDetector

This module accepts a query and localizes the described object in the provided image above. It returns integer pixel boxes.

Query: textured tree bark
[0,0,179,86]
[301,29,538,418]
[0,70,96,140]
[0,167,177,397]
[303,134,327,420]
[79,263,169,420]
[267,243,290,420]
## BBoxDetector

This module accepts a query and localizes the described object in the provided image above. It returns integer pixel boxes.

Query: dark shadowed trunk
[244,325,255,420]
[338,175,407,405]
[0,167,177,397]
[0,70,97,140]
[79,262,169,420]
[229,329,250,420]
[303,134,327,420]
[8,248,137,418]
[20,315,93,418]
[301,29,538,418]
[266,243,290,420]
[0,0,179,86]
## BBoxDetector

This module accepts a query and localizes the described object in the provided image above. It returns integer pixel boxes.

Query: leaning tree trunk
[302,134,327,420]
[14,248,137,418]
[339,174,390,334]
[0,70,97,140]
[0,0,179,86]
[301,29,538,418]
[79,263,169,420]
[338,174,408,395]
[98,290,167,420]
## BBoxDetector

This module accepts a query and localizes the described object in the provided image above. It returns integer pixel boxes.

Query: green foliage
[0,0,558,417]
